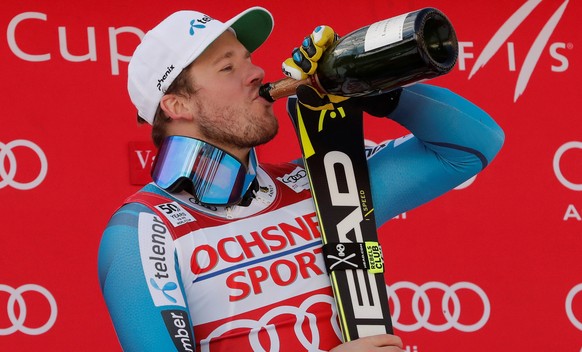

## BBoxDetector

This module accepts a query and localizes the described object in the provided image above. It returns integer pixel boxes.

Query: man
[98,6,504,352]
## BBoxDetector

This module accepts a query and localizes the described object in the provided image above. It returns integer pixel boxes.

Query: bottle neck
[259,75,323,101]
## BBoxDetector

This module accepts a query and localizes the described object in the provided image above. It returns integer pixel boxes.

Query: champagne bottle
[259,7,458,101]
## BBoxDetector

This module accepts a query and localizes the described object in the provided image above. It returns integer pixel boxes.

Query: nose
[247,62,265,87]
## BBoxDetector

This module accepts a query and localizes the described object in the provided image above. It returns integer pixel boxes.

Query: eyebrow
[211,49,251,66]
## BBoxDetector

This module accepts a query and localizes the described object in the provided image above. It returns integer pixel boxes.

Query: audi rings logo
[0,140,48,190]
[554,141,582,191]
[386,281,490,332]
[566,284,582,331]
[0,284,58,335]
[202,294,340,351]
[280,169,307,184]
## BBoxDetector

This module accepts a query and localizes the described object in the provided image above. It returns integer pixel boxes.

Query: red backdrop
[1,0,580,350]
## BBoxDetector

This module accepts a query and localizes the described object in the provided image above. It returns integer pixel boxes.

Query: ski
[287,97,394,341]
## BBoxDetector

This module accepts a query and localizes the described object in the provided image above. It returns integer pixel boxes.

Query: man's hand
[330,334,405,352]
[283,25,349,110]
[282,25,337,80]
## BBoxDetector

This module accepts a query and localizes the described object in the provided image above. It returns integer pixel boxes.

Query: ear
[160,94,193,121]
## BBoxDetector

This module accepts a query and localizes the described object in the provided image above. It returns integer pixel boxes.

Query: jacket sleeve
[368,83,505,225]
[98,202,196,352]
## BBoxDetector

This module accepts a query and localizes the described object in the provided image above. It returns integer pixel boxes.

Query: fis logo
[459,0,571,101]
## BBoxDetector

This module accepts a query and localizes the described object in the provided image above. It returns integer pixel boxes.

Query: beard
[194,97,279,150]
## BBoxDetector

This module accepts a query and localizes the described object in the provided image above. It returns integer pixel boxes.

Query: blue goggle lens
[151,136,257,205]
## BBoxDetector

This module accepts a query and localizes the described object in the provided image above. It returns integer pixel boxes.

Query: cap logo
[189,15,213,36]
[156,65,175,92]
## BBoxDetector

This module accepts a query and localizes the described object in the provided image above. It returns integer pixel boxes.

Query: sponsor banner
[161,309,196,352]
[276,166,310,193]
[138,213,186,308]
[129,141,156,185]
[176,199,328,324]
[1,0,581,351]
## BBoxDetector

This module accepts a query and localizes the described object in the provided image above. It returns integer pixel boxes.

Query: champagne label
[364,12,409,52]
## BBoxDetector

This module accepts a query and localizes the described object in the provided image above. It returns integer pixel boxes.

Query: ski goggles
[151,135,257,205]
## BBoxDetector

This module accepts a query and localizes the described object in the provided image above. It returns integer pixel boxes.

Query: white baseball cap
[128,7,274,124]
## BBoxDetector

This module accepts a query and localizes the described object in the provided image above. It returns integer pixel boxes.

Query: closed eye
[220,65,233,72]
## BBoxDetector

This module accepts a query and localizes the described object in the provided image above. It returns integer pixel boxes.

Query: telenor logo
[189,15,213,36]
[150,279,179,304]
[189,20,205,36]
[138,213,186,308]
